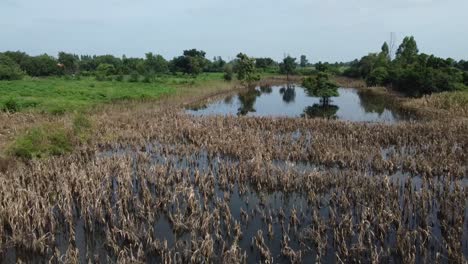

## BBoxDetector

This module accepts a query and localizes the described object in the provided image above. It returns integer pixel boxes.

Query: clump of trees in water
[344,36,468,96]
[302,71,338,105]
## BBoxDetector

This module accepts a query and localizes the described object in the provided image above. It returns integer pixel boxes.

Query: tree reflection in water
[279,83,296,103]
[237,88,261,115]
[302,103,339,119]
[259,85,273,94]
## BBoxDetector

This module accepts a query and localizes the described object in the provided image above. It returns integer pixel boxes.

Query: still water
[187,84,414,122]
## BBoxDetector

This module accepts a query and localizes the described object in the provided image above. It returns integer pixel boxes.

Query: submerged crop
[0,109,466,263]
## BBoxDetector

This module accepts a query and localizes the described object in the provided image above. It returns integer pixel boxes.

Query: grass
[8,114,93,159]
[9,125,73,159]
[1,72,285,159]
[404,90,468,117]
[0,76,180,114]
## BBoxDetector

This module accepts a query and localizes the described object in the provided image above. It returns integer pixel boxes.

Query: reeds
[0,107,466,263]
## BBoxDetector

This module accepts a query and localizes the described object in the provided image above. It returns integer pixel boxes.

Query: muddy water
[186,85,415,122]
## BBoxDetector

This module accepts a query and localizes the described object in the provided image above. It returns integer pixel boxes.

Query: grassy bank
[0,72,240,159]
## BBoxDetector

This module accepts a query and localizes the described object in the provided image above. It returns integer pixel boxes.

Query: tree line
[343,36,468,96]
[0,49,314,81]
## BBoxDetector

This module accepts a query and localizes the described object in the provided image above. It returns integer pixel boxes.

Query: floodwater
[187,84,415,122]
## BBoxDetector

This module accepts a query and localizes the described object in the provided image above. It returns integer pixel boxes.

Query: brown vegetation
[0,104,466,262]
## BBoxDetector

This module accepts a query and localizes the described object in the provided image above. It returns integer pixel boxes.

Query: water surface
[187,84,414,122]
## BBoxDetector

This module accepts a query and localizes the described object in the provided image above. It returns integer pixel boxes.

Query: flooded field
[1,90,467,263]
[187,85,415,122]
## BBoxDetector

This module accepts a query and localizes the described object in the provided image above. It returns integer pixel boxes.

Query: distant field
[0,73,227,114]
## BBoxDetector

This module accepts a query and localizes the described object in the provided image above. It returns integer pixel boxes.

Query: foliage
[0,77,174,113]
[95,63,116,81]
[235,53,260,86]
[9,125,73,159]
[344,36,467,96]
[58,52,79,74]
[300,55,308,68]
[396,36,419,65]
[255,58,277,71]
[170,49,208,76]
[145,53,168,74]
[302,72,339,104]
[0,54,24,80]
[366,67,389,87]
[279,56,297,77]
[223,65,233,81]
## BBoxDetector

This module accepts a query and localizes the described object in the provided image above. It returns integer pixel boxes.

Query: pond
[186,84,415,122]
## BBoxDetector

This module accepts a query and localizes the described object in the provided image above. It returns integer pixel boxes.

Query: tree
[95,63,115,81]
[381,42,390,59]
[396,36,419,65]
[315,61,328,72]
[26,54,58,76]
[302,72,339,105]
[223,64,233,81]
[366,67,389,87]
[0,54,24,80]
[58,52,79,74]
[145,53,168,74]
[255,58,276,70]
[235,53,260,86]
[300,55,308,68]
[279,56,297,78]
[171,49,207,75]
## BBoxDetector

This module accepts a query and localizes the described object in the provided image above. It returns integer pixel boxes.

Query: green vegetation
[279,56,297,78]
[302,72,339,105]
[0,54,24,80]
[235,53,260,86]
[9,125,73,159]
[344,36,468,96]
[8,112,94,159]
[0,77,174,113]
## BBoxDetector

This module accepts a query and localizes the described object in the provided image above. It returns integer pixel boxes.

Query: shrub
[115,74,124,82]
[366,67,389,87]
[9,126,73,159]
[3,98,20,113]
[0,54,24,80]
[223,65,233,81]
[129,71,139,82]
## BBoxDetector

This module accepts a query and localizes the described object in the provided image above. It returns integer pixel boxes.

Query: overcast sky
[1,0,467,62]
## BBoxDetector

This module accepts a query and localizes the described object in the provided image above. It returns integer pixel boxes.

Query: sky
[1,0,467,62]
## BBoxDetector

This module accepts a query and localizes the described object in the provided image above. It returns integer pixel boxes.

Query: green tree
[366,67,389,86]
[26,54,58,76]
[170,49,207,76]
[58,52,79,74]
[255,58,276,71]
[300,55,308,67]
[381,42,390,59]
[145,53,168,74]
[223,64,233,81]
[235,53,260,86]
[0,54,24,80]
[279,56,297,78]
[302,72,339,105]
[95,63,115,81]
[396,36,419,65]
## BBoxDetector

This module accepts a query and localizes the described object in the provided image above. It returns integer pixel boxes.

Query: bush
[129,71,139,82]
[115,74,124,82]
[223,65,233,81]
[366,67,389,87]
[2,98,20,113]
[0,54,24,80]
[9,126,73,159]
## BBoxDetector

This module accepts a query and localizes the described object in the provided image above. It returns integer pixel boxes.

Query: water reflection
[186,85,416,123]
[238,88,261,115]
[279,84,296,103]
[302,104,339,119]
